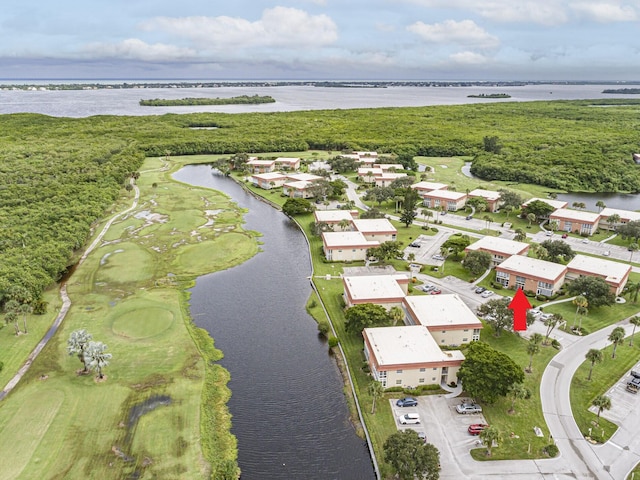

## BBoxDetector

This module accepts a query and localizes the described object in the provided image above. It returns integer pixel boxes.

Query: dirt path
[0,180,140,400]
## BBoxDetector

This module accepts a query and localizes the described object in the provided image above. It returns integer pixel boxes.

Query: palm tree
[526,213,536,227]
[630,316,640,346]
[503,205,514,219]
[514,229,526,242]
[626,281,640,303]
[389,306,404,326]
[585,348,603,381]
[483,215,492,231]
[607,213,621,231]
[609,326,626,358]
[421,208,432,227]
[338,219,351,231]
[526,334,543,372]
[67,329,93,373]
[4,299,20,335]
[479,426,502,457]
[368,381,384,414]
[628,243,638,264]
[572,295,589,330]
[84,341,112,379]
[17,303,31,334]
[596,200,606,212]
[507,383,530,414]
[591,395,612,426]
[544,314,562,345]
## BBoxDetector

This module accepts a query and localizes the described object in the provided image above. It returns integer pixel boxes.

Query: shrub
[536,294,549,301]
[327,336,339,348]
[384,386,404,393]
[524,290,536,297]
[551,339,561,350]
[317,322,330,337]
[431,227,439,232]
[544,444,559,457]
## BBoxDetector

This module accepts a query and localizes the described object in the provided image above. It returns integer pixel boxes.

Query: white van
[398,413,421,425]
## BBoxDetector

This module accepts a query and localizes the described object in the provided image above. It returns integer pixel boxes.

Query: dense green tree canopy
[282,198,314,216]
[521,200,556,221]
[566,276,616,307]
[441,234,471,258]
[383,430,440,480]
[539,239,576,263]
[457,341,525,403]
[344,303,391,335]
[463,250,492,276]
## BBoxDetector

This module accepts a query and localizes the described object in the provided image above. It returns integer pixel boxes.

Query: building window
[515,276,526,289]
[433,367,437,371]
[419,378,425,383]
[432,377,436,381]
[419,368,426,372]
[396,380,402,385]
[379,371,387,378]
[463,338,468,342]
[464,329,469,332]
[396,369,403,374]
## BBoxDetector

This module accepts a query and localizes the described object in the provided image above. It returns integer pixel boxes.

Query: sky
[0,0,639,81]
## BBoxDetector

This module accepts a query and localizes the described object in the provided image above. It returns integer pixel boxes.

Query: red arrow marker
[508,288,532,331]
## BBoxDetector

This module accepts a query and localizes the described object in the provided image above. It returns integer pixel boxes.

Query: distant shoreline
[139,95,276,106]
[467,93,511,99]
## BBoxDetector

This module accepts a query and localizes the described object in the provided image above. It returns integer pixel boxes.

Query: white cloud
[81,38,196,61]
[140,7,338,51]
[407,20,499,48]
[449,51,490,64]
[569,2,637,22]
[403,0,569,25]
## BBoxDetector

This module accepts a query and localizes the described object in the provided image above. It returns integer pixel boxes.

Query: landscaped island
[602,88,640,94]
[467,93,511,98]
[139,94,275,106]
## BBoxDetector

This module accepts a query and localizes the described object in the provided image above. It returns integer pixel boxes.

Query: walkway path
[0,180,140,401]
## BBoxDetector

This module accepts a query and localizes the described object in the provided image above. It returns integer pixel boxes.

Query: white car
[398,413,421,425]
[481,290,494,298]
[604,250,610,256]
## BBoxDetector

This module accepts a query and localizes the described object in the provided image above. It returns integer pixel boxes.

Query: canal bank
[173,164,375,480]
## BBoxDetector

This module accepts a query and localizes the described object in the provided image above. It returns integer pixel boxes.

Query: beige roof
[314,210,356,223]
[283,180,313,190]
[412,181,448,192]
[497,255,567,281]
[274,157,300,163]
[375,163,404,171]
[286,173,323,182]
[251,172,288,181]
[352,218,397,234]
[322,231,379,248]
[600,207,640,222]
[377,172,407,180]
[567,254,631,285]
[403,294,482,329]
[343,275,406,301]
[358,167,383,176]
[550,208,600,223]
[424,189,467,200]
[246,159,275,166]
[468,189,501,201]
[466,236,529,256]
[364,325,464,367]
[522,197,568,210]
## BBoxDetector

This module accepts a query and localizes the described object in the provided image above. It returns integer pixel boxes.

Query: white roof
[377,172,407,180]
[550,208,600,223]
[522,197,568,210]
[246,159,275,166]
[364,325,464,367]
[322,231,379,248]
[423,189,467,200]
[286,173,323,182]
[466,236,529,256]
[567,254,631,285]
[344,275,406,301]
[468,189,501,201]
[497,255,567,281]
[358,167,383,175]
[600,207,640,222]
[403,294,482,328]
[375,163,403,171]
[314,210,356,223]
[352,218,397,234]
[283,180,313,190]
[412,181,448,192]
[251,172,288,181]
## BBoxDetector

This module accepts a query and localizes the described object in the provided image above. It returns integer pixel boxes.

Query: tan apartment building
[467,189,503,212]
[464,236,530,266]
[422,190,467,211]
[599,207,640,231]
[322,232,379,262]
[342,274,408,309]
[549,208,601,236]
[495,255,567,296]
[351,218,397,242]
[250,172,288,189]
[566,254,631,296]
[314,210,358,232]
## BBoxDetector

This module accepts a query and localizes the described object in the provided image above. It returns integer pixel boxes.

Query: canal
[172,164,375,480]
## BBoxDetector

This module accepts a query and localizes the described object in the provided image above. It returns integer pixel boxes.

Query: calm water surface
[172,165,374,480]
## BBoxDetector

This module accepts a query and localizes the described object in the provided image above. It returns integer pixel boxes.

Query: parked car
[604,250,610,256]
[480,290,494,298]
[409,242,420,248]
[441,211,447,215]
[430,289,442,295]
[398,413,421,425]
[529,309,542,318]
[474,286,486,294]
[420,284,435,292]
[396,397,418,407]
[432,254,445,261]
[582,238,589,244]
[545,231,553,236]
[468,424,489,435]
[466,215,473,220]
[456,403,483,414]
[562,233,568,239]
[416,431,428,443]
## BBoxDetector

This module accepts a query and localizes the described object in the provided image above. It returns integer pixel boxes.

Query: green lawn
[0,155,259,479]
[571,338,640,443]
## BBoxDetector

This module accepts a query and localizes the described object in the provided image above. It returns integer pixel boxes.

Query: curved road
[0,180,140,400]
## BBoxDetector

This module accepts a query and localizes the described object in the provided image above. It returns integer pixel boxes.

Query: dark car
[466,215,473,220]
[396,397,418,407]
[468,424,489,435]
[562,233,568,238]
[474,286,486,294]
[409,242,420,248]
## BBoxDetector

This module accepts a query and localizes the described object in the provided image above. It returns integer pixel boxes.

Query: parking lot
[595,362,640,426]
[389,395,489,477]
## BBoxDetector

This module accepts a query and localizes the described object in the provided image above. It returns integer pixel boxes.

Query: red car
[430,289,442,295]
[468,424,489,435]
[561,233,568,239]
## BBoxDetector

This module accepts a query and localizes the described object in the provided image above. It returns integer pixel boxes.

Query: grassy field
[0,156,260,479]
